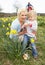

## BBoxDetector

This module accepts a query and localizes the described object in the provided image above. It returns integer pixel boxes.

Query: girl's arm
[22,23,29,28]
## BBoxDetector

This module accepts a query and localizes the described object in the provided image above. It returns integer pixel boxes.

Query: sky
[0,0,45,13]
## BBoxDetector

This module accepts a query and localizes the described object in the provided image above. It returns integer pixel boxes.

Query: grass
[0,16,45,65]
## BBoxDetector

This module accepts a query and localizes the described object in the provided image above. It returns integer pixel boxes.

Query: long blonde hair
[17,8,27,18]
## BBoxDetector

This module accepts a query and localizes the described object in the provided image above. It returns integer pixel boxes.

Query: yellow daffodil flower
[3,25,5,27]
[30,38,35,43]
[10,30,18,34]
[6,27,9,30]
[8,23,11,27]
[6,32,10,35]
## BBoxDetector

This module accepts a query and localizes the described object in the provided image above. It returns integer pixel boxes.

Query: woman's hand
[19,27,27,35]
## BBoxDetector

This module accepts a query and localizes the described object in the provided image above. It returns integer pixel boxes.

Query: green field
[0,16,45,65]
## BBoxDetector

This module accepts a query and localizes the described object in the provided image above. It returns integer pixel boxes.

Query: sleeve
[11,21,18,30]
[9,21,19,39]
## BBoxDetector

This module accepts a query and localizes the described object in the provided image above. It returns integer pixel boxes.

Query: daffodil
[3,25,5,27]
[10,30,18,34]
[8,23,11,27]
[3,18,6,22]
[6,27,9,30]
[6,32,10,35]
[5,18,8,22]
[2,18,4,21]
[30,38,34,43]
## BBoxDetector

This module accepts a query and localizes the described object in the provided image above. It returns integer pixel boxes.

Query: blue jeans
[22,34,38,57]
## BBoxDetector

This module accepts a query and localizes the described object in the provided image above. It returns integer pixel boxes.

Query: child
[22,10,38,59]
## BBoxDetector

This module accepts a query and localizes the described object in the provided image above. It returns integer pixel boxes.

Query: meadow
[0,16,45,65]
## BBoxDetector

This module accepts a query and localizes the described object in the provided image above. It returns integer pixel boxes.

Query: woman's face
[19,11,27,22]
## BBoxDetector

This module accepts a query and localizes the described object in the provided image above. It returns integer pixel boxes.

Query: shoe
[23,53,30,60]
[34,55,38,60]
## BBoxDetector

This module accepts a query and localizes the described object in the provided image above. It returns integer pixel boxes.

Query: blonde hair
[27,10,37,20]
[17,8,27,17]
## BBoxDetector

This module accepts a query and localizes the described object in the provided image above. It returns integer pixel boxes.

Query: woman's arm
[18,28,27,35]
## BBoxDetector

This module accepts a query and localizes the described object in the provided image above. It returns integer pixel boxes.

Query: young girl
[22,10,38,59]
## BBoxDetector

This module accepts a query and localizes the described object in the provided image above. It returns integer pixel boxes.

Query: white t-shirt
[22,20,38,38]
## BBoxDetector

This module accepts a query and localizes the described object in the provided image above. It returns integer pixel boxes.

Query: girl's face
[28,15,35,21]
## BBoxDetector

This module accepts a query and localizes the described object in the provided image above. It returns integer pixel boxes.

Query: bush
[37,16,45,26]
[38,21,45,26]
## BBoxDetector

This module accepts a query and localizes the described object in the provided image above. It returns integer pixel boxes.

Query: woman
[10,8,27,39]
[9,8,27,57]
